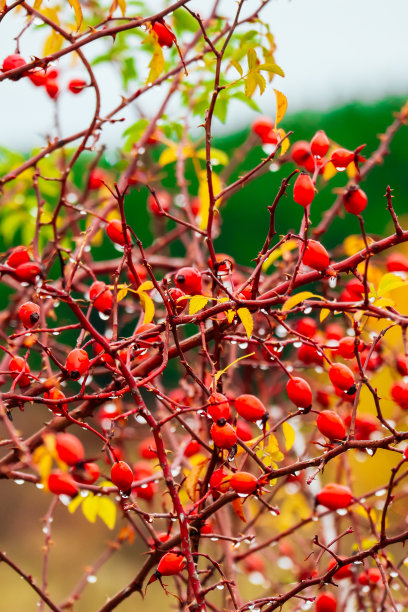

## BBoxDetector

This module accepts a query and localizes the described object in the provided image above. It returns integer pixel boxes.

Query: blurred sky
[1,0,407,150]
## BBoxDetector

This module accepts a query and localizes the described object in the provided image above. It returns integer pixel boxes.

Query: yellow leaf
[67,0,83,29]
[82,493,99,523]
[323,161,337,181]
[262,239,298,271]
[32,446,53,484]
[97,497,117,529]
[277,128,289,156]
[346,162,357,178]
[117,286,128,302]
[33,0,42,8]
[226,310,236,324]
[42,30,63,56]
[198,170,222,230]
[146,35,164,84]
[196,148,229,166]
[378,273,407,296]
[320,308,331,323]
[231,498,246,522]
[138,280,153,292]
[138,291,155,324]
[343,235,374,256]
[158,146,178,166]
[282,421,295,451]
[282,291,324,313]
[274,89,287,125]
[117,0,126,16]
[374,297,395,308]
[213,352,255,387]
[237,308,253,339]
[185,459,207,502]
[189,295,209,316]
[68,494,84,513]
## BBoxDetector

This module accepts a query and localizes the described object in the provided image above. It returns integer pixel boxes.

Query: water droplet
[375,489,386,497]
[304,307,312,314]
[328,276,337,289]
[36,483,44,489]
[14,479,24,485]
[275,325,287,338]
[294,341,302,348]
[42,526,49,534]
[336,508,348,516]
[87,575,97,583]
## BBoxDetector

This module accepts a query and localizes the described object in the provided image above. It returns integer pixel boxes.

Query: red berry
[2,54,26,77]
[9,356,31,387]
[14,262,41,282]
[88,169,107,190]
[317,483,353,510]
[111,460,133,491]
[152,21,176,48]
[175,267,202,295]
[89,281,113,314]
[207,392,231,422]
[138,437,157,460]
[316,410,346,440]
[298,343,324,366]
[252,116,274,139]
[68,78,86,94]
[168,287,188,314]
[358,568,381,585]
[391,380,408,410]
[286,377,312,409]
[293,173,315,207]
[7,246,30,268]
[157,552,185,576]
[343,187,367,215]
[396,354,408,376]
[336,337,363,359]
[73,462,100,484]
[136,323,161,345]
[147,190,171,216]
[386,252,408,272]
[48,471,79,497]
[44,387,68,415]
[325,323,344,341]
[128,264,148,285]
[230,471,258,495]
[184,439,200,457]
[295,317,317,338]
[291,140,312,166]
[29,69,47,87]
[106,219,131,246]
[18,301,40,328]
[133,461,156,501]
[344,413,378,440]
[328,363,355,394]
[310,130,330,159]
[65,348,89,380]
[45,79,59,99]
[235,394,266,422]
[261,129,278,145]
[327,557,352,579]
[315,591,337,612]
[236,419,253,441]
[210,421,237,449]
[55,433,85,466]
[208,253,235,274]
[210,468,230,492]
[330,148,354,170]
[302,239,330,271]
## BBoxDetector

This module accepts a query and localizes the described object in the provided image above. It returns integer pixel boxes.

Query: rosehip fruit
[327,557,352,579]
[295,317,317,338]
[293,173,315,207]
[316,483,353,510]
[236,419,253,441]
[210,467,230,492]
[106,219,131,246]
[89,281,113,315]
[230,471,258,495]
[174,266,202,295]
[330,148,354,170]
[138,437,157,460]
[18,301,40,328]
[45,80,59,99]
[48,471,79,497]
[55,433,85,466]
[14,262,41,282]
[151,21,176,48]
[291,140,312,166]
[207,392,231,422]
[315,591,337,612]
[73,462,100,484]
[7,246,30,268]
[68,78,86,94]
[386,252,408,272]
[210,421,237,449]
[147,190,171,216]
[184,439,200,457]
[286,377,312,409]
[65,348,89,380]
[328,363,356,394]
[343,186,367,215]
[310,130,330,159]
[2,54,26,78]
[336,336,363,359]
[111,460,133,491]
[88,168,107,190]
[391,380,408,410]
[316,410,346,440]
[29,69,48,87]
[168,287,188,314]
[252,116,274,139]
[358,568,381,585]
[9,356,31,387]
[156,552,185,576]
[44,387,68,415]
[302,240,330,271]
[235,394,266,422]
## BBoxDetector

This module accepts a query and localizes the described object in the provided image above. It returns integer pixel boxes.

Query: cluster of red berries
[1,53,86,99]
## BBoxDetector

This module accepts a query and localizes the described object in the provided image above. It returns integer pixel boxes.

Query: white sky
[0,0,407,150]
